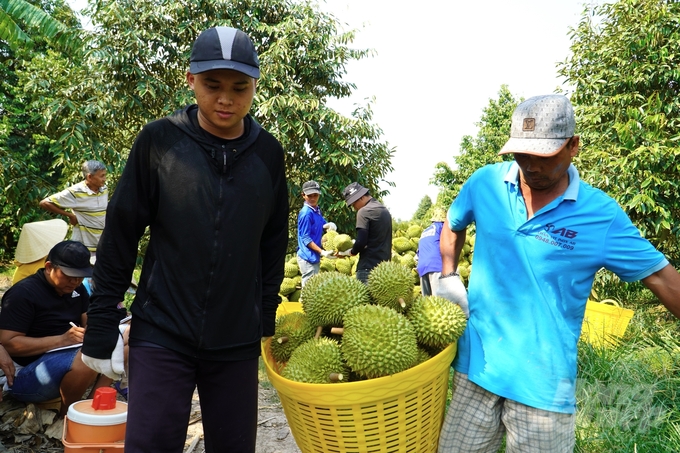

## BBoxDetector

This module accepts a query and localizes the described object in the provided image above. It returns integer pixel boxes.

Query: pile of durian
[279,223,475,302]
[270,261,467,384]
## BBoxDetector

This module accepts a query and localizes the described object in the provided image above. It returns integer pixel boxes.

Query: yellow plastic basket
[262,338,456,453]
[581,299,634,348]
[276,301,304,318]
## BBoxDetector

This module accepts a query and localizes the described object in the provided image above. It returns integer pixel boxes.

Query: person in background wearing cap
[0,241,112,416]
[339,182,392,284]
[436,94,680,452]
[297,180,337,286]
[415,207,446,296]
[80,26,288,453]
[39,160,108,257]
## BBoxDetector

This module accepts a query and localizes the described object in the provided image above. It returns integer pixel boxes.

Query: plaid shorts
[438,373,575,453]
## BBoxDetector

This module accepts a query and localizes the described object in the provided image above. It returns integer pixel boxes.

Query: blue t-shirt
[416,221,443,276]
[448,162,668,414]
[297,203,327,264]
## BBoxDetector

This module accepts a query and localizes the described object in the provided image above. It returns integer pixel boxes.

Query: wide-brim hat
[498,95,575,157]
[430,207,447,222]
[15,219,69,264]
[343,182,369,207]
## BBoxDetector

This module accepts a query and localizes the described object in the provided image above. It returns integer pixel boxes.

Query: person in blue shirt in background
[416,207,446,295]
[297,180,336,286]
[436,94,680,453]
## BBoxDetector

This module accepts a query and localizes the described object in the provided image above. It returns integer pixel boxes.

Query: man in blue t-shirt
[436,95,680,453]
[416,207,446,295]
[296,180,335,286]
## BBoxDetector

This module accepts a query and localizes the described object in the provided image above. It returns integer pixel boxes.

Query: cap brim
[190,60,260,78]
[498,137,570,157]
[345,188,369,206]
[303,189,320,195]
[60,266,93,278]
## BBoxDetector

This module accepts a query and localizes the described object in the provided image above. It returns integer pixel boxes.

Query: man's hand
[436,273,469,317]
[320,250,335,258]
[323,222,337,231]
[0,346,15,388]
[336,249,352,257]
[81,334,125,380]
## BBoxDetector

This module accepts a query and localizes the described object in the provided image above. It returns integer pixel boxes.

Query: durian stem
[398,297,406,308]
[329,373,344,382]
[314,326,323,339]
[330,327,344,335]
[277,336,289,344]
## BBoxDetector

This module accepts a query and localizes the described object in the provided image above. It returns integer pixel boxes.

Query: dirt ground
[0,275,302,453]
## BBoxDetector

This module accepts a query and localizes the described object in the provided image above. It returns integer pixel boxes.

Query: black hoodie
[83,105,288,361]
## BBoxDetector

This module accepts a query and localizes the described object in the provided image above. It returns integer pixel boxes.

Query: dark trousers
[125,345,259,453]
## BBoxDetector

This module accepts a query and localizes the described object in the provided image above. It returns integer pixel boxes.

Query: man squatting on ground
[435,95,680,453]
[80,26,288,453]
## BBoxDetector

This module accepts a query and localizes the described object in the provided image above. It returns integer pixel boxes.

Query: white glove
[323,222,337,231]
[320,250,335,258]
[82,334,125,380]
[435,273,469,318]
[336,249,352,257]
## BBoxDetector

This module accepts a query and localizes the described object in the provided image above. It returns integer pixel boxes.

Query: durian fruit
[341,304,418,379]
[289,289,301,302]
[407,295,467,349]
[279,277,297,296]
[414,347,432,366]
[301,272,370,328]
[284,261,299,278]
[333,234,354,252]
[392,236,413,254]
[406,224,423,239]
[322,230,339,251]
[282,337,348,384]
[400,253,416,270]
[319,257,336,273]
[334,258,353,275]
[367,261,415,313]
[270,312,316,362]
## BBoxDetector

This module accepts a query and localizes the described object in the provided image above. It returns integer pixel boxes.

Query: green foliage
[558,0,680,264]
[432,85,518,203]
[411,195,432,222]
[0,0,80,53]
[1,0,394,259]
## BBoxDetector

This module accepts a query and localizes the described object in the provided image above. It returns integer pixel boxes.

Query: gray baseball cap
[343,182,369,206]
[190,27,260,78]
[499,95,575,157]
[302,180,321,195]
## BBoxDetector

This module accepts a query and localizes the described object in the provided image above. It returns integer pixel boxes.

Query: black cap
[302,180,321,195]
[190,26,260,78]
[343,182,369,206]
[47,241,93,278]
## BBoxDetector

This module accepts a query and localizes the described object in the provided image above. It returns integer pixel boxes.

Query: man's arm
[440,222,467,275]
[39,199,77,226]
[0,346,14,388]
[641,264,680,319]
[0,327,84,357]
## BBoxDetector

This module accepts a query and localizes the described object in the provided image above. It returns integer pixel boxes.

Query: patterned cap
[499,95,575,156]
[343,182,369,206]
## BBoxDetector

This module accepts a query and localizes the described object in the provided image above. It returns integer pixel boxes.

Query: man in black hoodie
[81,27,288,453]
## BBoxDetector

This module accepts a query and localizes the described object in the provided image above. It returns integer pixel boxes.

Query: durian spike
[276,336,289,344]
[398,297,406,308]
[314,326,323,339]
[329,373,344,382]
[330,327,344,335]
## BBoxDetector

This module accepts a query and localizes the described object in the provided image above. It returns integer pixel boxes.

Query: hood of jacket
[167,104,262,176]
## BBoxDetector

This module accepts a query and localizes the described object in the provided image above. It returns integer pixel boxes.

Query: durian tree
[431,85,518,206]
[4,0,394,260]
[558,0,680,265]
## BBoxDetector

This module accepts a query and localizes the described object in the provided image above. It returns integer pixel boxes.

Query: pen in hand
[70,322,79,328]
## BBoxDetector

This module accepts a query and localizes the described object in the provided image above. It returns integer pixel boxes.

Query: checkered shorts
[438,373,575,453]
